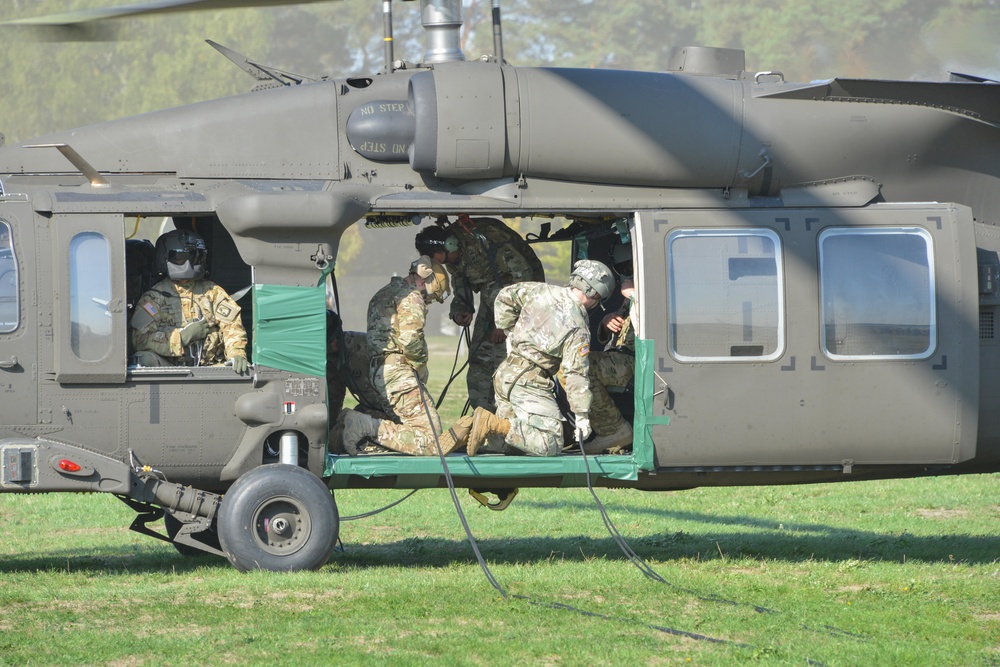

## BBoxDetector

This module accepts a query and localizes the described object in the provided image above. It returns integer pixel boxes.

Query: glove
[574,414,592,442]
[179,318,210,346]
[230,356,249,375]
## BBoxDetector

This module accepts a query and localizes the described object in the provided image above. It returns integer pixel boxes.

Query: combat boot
[341,410,381,455]
[436,414,474,454]
[582,421,633,455]
[467,407,510,456]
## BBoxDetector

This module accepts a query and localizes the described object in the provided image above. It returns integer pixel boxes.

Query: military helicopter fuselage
[1,4,999,571]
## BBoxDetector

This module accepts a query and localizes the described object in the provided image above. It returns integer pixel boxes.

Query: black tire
[217,464,339,572]
[164,512,220,558]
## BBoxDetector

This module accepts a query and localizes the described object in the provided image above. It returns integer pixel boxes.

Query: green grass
[1,476,998,665]
[1,336,997,665]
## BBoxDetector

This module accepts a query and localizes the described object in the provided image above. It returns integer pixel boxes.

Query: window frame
[818,226,937,361]
[667,227,786,363]
[68,231,114,362]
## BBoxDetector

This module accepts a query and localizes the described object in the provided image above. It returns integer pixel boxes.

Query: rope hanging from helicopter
[407,370,825,656]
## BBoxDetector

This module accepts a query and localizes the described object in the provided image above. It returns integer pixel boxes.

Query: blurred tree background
[1,0,998,294]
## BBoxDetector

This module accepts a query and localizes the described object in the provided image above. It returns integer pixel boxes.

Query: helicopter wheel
[164,511,220,558]
[218,464,339,572]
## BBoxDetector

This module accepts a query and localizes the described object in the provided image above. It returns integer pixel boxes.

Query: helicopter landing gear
[218,464,339,572]
[164,511,220,558]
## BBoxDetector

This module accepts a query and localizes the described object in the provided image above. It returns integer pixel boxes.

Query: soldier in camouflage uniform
[335,256,473,455]
[415,217,543,412]
[579,243,637,453]
[325,310,391,421]
[466,260,616,457]
[131,229,248,374]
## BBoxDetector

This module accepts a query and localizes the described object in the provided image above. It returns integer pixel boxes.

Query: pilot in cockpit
[130,229,248,374]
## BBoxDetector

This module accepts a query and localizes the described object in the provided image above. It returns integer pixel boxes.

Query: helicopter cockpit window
[668,229,784,361]
[69,232,113,361]
[819,227,935,360]
[0,220,18,333]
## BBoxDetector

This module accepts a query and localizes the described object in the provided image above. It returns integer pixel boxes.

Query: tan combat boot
[341,409,382,455]
[582,421,633,455]
[436,414,474,454]
[467,407,511,456]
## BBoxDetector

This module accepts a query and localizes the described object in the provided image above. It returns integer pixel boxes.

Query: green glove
[230,356,249,375]
[179,318,210,346]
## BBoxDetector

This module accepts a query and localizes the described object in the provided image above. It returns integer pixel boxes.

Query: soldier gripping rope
[575,242,637,453]
[414,216,544,412]
[335,256,473,456]
[465,260,616,457]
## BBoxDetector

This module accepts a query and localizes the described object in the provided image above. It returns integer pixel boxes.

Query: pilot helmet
[612,242,633,278]
[410,255,452,303]
[155,229,208,281]
[414,225,460,258]
[569,259,615,302]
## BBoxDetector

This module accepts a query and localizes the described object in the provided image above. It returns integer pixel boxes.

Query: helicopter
[1,0,999,572]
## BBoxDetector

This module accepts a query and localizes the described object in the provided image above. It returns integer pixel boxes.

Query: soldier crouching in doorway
[465,260,615,456]
[333,256,473,456]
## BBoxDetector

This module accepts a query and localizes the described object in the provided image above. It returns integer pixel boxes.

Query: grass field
[0,337,998,665]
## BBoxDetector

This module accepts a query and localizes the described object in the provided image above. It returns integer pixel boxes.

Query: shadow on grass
[1,505,996,574]
[331,526,1000,569]
[0,543,224,575]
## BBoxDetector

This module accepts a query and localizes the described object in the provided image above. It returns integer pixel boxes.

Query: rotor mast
[419,0,465,63]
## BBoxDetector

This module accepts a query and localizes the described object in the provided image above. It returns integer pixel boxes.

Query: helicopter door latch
[653,370,673,410]
[740,148,772,180]
[0,355,18,370]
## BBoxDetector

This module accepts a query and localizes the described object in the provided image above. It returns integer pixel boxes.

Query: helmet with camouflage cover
[568,259,615,302]
[410,255,451,303]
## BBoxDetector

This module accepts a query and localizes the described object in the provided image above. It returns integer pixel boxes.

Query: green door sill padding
[325,452,639,486]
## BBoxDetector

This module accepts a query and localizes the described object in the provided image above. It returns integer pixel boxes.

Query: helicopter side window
[0,220,19,334]
[69,232,113,361]
[819,227,935,360]
[668,229,784,361]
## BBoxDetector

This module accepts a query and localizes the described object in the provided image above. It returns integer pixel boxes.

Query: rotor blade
[1,0,337,27]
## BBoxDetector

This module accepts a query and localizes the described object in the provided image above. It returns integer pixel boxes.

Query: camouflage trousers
[493,357,563,457]
[465,304,505,412]
[586,349,634,435]
[372,359,443,455]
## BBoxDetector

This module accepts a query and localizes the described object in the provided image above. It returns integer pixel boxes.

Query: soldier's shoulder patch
[142,302,158,317]
[579,344,590,356]
[130,306,155,331]
[215,299,241,323]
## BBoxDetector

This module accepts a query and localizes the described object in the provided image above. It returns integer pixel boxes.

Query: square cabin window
[668,229,784,361]
[819,227,935,360]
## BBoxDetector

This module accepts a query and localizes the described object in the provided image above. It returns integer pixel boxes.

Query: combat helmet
[410,255,451,303]
[155,229,208,281]
[568,259,615,302]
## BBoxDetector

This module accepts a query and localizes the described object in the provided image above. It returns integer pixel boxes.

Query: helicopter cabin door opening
[634,204,979,469]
